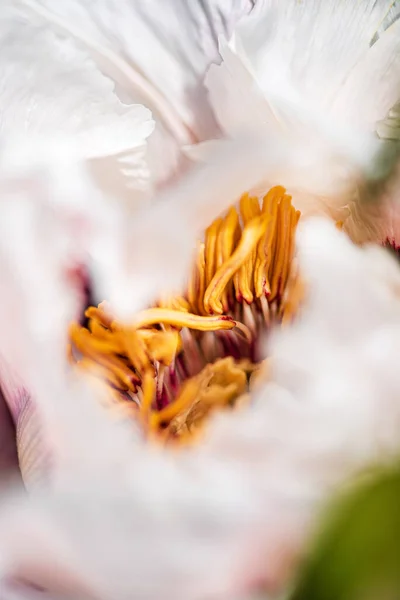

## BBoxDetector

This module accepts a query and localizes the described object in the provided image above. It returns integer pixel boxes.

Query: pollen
[70,186,302,442]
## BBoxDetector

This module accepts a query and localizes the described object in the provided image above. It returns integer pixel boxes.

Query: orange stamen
[70,185,303,445]
[204,213,270,314]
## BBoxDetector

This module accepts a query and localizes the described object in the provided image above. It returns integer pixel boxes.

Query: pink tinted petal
[16,402,51,490]
[0,580,67,600]
[0,389,19,482]
[0,361,48,488]
[0,361,29,483]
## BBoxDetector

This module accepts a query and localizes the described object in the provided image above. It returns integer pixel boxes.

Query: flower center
[69,186,302,442]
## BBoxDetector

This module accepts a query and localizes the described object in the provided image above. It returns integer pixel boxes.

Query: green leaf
[290,464,400,600]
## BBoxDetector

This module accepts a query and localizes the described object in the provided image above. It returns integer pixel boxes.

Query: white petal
[0,2,154,201]
[22,0,255,140]
[205,39,281,138]
[206,0,400,141]
[0,136,152,488]
[331,20,400,131]
[18,0,256,186]
[232,0,398,115]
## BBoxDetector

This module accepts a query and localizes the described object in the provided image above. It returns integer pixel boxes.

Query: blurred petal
[0,134,142,486]
[1,201,400,598]
[0,580,67,600]
[0,2,154,203]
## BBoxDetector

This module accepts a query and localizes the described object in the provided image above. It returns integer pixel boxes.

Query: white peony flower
[0,1,400,598]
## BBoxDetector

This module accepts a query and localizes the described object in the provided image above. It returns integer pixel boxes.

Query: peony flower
[0,1,400,598]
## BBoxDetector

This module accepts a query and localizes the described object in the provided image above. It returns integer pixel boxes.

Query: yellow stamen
[151,369,213,428]
[281,263,305,325]
[70,323,139,391]
[157,295,190,312]
[204,214,270,314]
[130,308,236,331]
[254,188,280,297]
[238,194,261,304]
[78,357,132,391]
[215,207,240,313]
[140,369,157,416]
[270,194,292,301]
[164,357,249,436]
[188,242,206,315]
[70,185,303,444]
[205,217,223,289]
[85,305,113,329]
[141,330,182,366]
[118,328,150,373]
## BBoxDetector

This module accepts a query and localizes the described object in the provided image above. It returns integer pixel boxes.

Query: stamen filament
[204,214,271,314]
[130,308,236,331]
